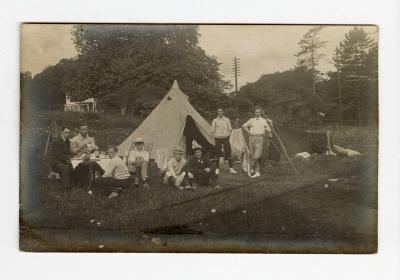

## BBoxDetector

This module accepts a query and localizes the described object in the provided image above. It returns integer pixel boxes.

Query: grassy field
[19,111,378,253]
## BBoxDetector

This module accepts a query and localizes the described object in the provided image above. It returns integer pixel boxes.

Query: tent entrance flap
[183,115,214,156]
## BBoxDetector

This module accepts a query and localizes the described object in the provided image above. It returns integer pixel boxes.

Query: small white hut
[64,96,97,113]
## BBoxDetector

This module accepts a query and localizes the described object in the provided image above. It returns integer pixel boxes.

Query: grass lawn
[19,111,378,253]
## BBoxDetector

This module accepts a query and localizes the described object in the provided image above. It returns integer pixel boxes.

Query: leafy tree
[239,66,332,125]
[29,59,75,110]
[331,27,377,124]
[65,24,231,114]
[296,26,328,96]
[20,71,32,102]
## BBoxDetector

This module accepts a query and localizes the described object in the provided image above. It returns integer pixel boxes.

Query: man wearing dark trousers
[211,108,237,175]
[51,127,74,189]
[70,123,99,187]
[184,144,219,189]
[94,145,130,199]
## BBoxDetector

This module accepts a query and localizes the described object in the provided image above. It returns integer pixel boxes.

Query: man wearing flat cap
[164,146,187,190]
[123,137,150,188]
[184,143,218,189]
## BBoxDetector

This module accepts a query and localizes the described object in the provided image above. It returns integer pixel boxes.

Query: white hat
[173,146,184,154]
[134,137,144,144]
[192,143,203,151]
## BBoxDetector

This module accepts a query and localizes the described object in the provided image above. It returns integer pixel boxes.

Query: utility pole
[232,57,240,112]
[336,48,343,124]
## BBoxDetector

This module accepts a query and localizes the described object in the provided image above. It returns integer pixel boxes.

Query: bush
[86,112,100,120]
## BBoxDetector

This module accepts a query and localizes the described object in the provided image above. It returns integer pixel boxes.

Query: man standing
[242,106,273,178]
[94,145,130,199]
[124,138,150,188]
[211,108,237,174]
[70,123,98,157]
[51,126,74,189]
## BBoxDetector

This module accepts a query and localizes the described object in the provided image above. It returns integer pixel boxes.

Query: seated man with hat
[184,143,218,189]
[164,147,187,190]
[123,137,150,188]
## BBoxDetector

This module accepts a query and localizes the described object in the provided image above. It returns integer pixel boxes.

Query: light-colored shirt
[102,155,130,179]
[124,148,150,163]
[166,157,187,177]
[211,116,232,138]
[242,117,271,135]
[70,134,97,155]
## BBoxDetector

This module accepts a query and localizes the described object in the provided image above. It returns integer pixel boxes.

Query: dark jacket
[51,135,72,167]
[185,155,211,176]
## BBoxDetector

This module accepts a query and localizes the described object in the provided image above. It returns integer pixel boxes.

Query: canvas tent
[242,125,360,162]
[241,126,336,162]
[118,80,215,162]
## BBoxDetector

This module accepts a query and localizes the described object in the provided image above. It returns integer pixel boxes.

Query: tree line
[239,26,378,126]
[21,25,378,126]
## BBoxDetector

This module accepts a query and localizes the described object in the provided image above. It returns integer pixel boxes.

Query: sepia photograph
[20,23,378,253]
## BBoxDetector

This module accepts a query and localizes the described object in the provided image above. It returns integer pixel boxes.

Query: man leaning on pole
[242,106,273,178]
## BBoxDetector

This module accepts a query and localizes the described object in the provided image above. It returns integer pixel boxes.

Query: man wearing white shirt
[70,123,98,156]
[211,108,237,174]
[94,145,130,199]
[70,123,99,187]
[164,147,187,190]
[124,138,150,188]
[242,107,273,178]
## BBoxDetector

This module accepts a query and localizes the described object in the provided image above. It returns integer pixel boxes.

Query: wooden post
[272,129,300,175]
[125,139,136,166]
[336,49,343,124]
[232,57,240,112]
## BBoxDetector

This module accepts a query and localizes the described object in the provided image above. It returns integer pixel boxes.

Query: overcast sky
[21,24,378,88]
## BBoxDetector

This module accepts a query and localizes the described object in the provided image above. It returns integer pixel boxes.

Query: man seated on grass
[51,126,74,189]
[164,147,187,190]
[94,145,130,199]
[184,144,219,190]
[124,138,150,189]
